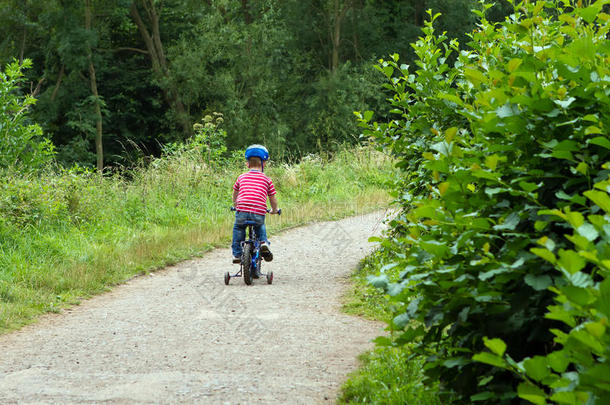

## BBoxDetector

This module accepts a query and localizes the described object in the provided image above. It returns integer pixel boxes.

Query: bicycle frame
[225,207,279,285]
[228,222,264,284]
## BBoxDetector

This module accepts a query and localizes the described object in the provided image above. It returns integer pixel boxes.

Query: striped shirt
[233,170,277,216]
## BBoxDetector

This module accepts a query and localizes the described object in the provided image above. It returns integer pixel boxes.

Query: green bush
[479,174,610,404]
[0,59,55,171]
[360,1,609,403]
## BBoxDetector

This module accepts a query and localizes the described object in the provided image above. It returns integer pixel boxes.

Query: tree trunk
[19,0,27,64]
[241,0,252,24]
[85,0,104,171]
[19,27,27,65]
[414,0,426,26]
[51,65,65,102]
[130,0,192,136]
[330,0,351,73]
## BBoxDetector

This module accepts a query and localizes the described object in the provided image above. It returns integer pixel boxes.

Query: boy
[231,144,279,266]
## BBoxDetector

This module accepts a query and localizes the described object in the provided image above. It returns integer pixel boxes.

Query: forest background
[0,0,511,169]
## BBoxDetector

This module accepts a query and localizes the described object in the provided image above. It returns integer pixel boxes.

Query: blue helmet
[245,144,269,161]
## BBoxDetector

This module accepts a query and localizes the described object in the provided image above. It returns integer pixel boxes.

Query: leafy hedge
[360,1,609,403]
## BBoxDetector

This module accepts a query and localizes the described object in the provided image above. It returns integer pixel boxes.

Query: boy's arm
[269,194,279,214]
[232,189,239,207]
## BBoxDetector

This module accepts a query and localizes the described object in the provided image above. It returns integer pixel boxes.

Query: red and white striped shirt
[233,170,277,215]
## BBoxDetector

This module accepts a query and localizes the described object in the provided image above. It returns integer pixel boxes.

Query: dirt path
[0,212,386,404]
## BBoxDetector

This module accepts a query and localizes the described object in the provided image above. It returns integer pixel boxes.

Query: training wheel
[224,271,230,285]
[266,271,273,285]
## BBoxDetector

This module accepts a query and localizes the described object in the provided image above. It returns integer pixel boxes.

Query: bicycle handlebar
[230,207,281,215]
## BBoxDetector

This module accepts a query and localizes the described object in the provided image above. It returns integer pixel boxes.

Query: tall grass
[0,146,394,333]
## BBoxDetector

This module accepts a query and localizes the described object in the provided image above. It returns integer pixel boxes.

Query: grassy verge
[0,146,393,334]
[339,253,441,405]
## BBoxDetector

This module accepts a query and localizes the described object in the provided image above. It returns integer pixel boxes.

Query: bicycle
[225,207,281,286]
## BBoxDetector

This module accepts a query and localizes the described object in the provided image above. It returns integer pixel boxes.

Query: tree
[129,0,191,136]
[85,0,104,170]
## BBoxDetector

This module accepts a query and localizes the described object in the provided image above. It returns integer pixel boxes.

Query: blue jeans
[231,211,268,257]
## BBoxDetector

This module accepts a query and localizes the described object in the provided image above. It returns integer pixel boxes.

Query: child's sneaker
[232,256,241,264]
[260,244,273,262]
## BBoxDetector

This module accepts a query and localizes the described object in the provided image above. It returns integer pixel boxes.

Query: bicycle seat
[243,221,258,225]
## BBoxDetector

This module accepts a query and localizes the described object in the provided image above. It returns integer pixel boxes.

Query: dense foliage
[0,0,485,168]
[361,1,610,403]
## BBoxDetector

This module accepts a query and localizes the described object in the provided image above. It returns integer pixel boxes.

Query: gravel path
[0,212,386,404]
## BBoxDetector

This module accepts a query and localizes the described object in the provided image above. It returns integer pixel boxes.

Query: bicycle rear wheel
[242,244,253,285]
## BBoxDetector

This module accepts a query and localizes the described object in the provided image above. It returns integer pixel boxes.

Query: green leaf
[572,329,605,354]
[524,274,553,291]
[420,240,450,258]
[472,352,508,369]
[565,211,584,228]
[556,190,586,205]
[494,212,520,231]
[531,248,557,264]
[561,285,593,306]
[478,375,494,387]
[577,223,598,242]
[533,1,544,16]
[382,65,394,78]
[558,249,586,274]
[368,274,389,290]
[479,268,510,281]
[483,337,507,356]
[517,382,548,405]
[550,391,585,404]
[471,392,495,401]
[554,97,576,109]
[519,181,538,193]
[578,3,603,23]
[589,136,610,149]
[564,271,593,288]
[598,279,610,317]
[438,92,464,106]
[585,126,602,135]
[444,357,469,368]
[584,321,605,339]
[507,58,522,72]
[523,356,550,382]
[547,351,570,373]
[463,67,487,85]
[485,154,500,171]
[584,190,610,213]
[554,140,579,151]
[372,336,393,346]
[472,169,501,180]
[495,103,519,118]
[546,305,576,327]
[412,205,445,220]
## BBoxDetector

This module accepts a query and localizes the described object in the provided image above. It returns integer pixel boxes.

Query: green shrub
[479,172,610,404]
[0,59,55,171]
[360,1,610,403]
